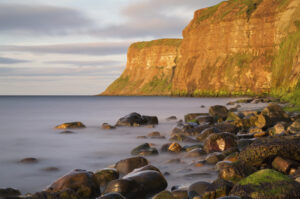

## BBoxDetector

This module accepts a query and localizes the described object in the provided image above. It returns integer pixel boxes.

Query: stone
[196,127,220,142]
[32,189,79,199]
[168,142,183,153]
[188,181,211,198]
[148,131,165,139]
[195,115,214,125]
[205,152,225,164]
[46,169,100,199]
[226,112,241,122]
[201,179,234,199]
[185,148,206,158]
[269,122,288,136]
[183,144,203,152]
[166,116,177,121]
[152,190,175,199]
[209,105,229,121]
[131,143,158,156]
[102,123,116,130]
[203,133,237,153]
[0,188,21,198]
[55,122,86,129]
[129,165,161,174]
[20,157,38,164]
[230,169,300,199]
[261,103,290,125]
[116,112,158,127]
[271,156,299,174]
[288,119,300,134]
[160,143,172,152]
[216,161,256,183]
[214,123,238,134]
[42,167,60,172]
[181,124,212,136]
[224,152,239,163]
[103,179,139,199]
[184,113,208,123]
[169,134,198,143]
[97,193,126,199]
[94,168,119,188]
[115,156,148,175]
[59,130,75,134]
[239,136,300,167]
[171,189,188,199]
[237,139,254,151]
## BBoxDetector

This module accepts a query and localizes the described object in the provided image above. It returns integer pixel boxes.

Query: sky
[0,0,223,95]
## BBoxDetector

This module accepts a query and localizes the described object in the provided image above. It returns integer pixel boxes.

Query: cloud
[0,42,131,56]
[91,0,224,38]
[45,60,123,67]
[0,56,30,64]
[0,3,93,35]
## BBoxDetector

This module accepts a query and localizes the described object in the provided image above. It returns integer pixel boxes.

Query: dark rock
[216,197,241,199]
[209,105,229,121]
[0,188,21,198]
[116,112,158,127]
[160,143,172,152]
[59,130,75,134]
[195,115,214,125]
[167,116,177,121]
[129,165,161,174]
[115,157,148,175]
[169,134,198,143]
[55,122,86,129]
[131,143,158,156]
[183,144,203,152]
[261,103,290,125]
[171,189,188,199]
[188,181,211,198]
[214,123,238,134]
[152,190,175,199]
[42,167,60,172]
[94,168,119,188]
[20,157,38,164]
[102,123,116,130]
[196,127,220,142]
[271,156,299,174]
[148,131,165,139]
[204,133,237,153]
[184,148,206,158]
[216,161,256,183]
[175,123,212,136]
[239,136,300,167]
[103,179,139,199]
[201,179,234,199]
[46,169,99,199]
[97,192,126,199]
[237,139,254,151]
[230,169,300,199]
[206,152,225,164]
[226,112,241,122]
[184,113,208,123]
[32,189,79,199]
[224,152,240,163]
[137,136,148,139]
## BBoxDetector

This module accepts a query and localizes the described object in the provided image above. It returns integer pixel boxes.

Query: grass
[140,76,172,94]
[131,39,182,49]
[103,76,129,93]
[196,3,222,23]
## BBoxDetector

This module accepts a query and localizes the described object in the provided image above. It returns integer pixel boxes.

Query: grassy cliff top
[130,39,182,49]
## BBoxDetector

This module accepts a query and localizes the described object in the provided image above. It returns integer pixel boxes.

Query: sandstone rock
[116,112,158,127]
[168,142,183,153]
[94,168,119,188]
[288,119,300,134]
[269,122,288,136]
[115,157,148,175]
[209,105,229,121]
[239,136,300,167]
[102,123,116,130]
[230,169,300,199]
[152,190,175,199]
[131,143,158,156]
[271,156,299,174]
[226,112,241,122]
[55,122,86,129]
[204,133,237,153]
[97,193,126,199]
[46,169,99,199]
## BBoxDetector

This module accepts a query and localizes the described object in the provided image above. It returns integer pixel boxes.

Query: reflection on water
[0,96,235,193]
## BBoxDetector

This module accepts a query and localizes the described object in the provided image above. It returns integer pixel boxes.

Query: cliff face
[102,0,300,96]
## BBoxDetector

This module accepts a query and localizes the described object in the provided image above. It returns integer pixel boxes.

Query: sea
[0,96,251,194]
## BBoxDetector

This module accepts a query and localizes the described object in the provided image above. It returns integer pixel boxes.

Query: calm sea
[0,96,237,194]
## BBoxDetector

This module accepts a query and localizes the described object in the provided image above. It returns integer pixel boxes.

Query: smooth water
[0,96,236,194]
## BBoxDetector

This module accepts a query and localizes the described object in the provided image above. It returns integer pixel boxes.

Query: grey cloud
[0,3,93,35]
[0,56,30,64]
[0,42,130,56]
[46,60,123,67]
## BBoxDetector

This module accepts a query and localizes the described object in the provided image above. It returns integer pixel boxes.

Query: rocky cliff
[102,0,300,96]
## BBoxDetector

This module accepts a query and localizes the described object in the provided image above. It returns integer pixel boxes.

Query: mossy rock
[152,190,175,199]
[230,169,300,199]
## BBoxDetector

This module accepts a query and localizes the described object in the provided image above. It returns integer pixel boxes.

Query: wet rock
[103,179,139,199]
[204,133,237,153]
[226,112,241,122]
[20,157,38,164]
[171,189,188,199]
[115,156,148,175]
[129,165,161,174]
[288,118,300,134]
[46,169,99,199]
[176,123,212,136]
[183,144,203,152]
[224,152,239,163]
[196,127,220,142]
[168,142,183,153]
[237,139,254,151]
[148,131,165,139]
[167,116,177,121]
[214,123,238,134]
[102,123,116,130]
[261,103,290,125]
[201,179,234,199]
[239,136,300,167]
[97,192,126,199]
[0,188,21,198]
[184,113,208,123]
[169,134,198,143]
[137,136,148,139]
[59,130,75,134]
[152,190,175,199]
[116,112,158,127]
[206,152,225,164]
[269,122,288,136]
[209,105,229,121]
[185,148,206,158]
[166,158,182,164]
[55,122,86,129]
[195,115,214,125]
[188,181,211,198]
[42,167,60,172]
[32,189,79,199]
[216,197,241,199]
[271,156,299,174]
[94,168,119,188]
[216,161,256,183]
[230,169,300,199]
[160,143,172,152]
[131,143,158,156]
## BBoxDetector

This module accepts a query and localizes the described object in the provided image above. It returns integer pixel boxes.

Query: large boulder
[288,119,300,134]
[209,105,229,121]
[46,169,100,199]
[204,133,237,153]
[55,122,86,129]
[230,169,300,199]
[103,179,139,199]
[261,103,290,125]
[97,193,126,199]
[94,168,119,188]
[131,143,158,156]
[239,136,300,167]
[116,112,158,127]
[115,157,148,175]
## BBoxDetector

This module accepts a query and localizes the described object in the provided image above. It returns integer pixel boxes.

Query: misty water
[0,96,260,194]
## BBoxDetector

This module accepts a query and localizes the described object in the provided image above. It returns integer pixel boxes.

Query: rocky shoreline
[1,97,300,199]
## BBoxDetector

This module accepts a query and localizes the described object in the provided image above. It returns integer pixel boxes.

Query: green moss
[295,20,300,30]
[104,76,129,93]
[140,76,172,94]
[196,3,222,23]
[239,169,292,186]
[131,39,182,49]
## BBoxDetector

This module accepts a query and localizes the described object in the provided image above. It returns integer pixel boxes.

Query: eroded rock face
[116,112,158,127]
[46,169,100,199]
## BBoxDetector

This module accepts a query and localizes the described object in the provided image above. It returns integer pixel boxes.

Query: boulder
[196,127,220,142]
[184,113,208,123]
[237,139,254,151]
[271,156,299,174]
[116,112,158,127]
[55,122,86,129]
[230,169,300,199]
[46,169,99,199]
[183,144,203,152]
[205,152,225,164]
[94,168,119,188]
[176,123,212,136]
[195,115,214,125]
[216,161,256,183]
[288,119,300,134]
[97,193,126,199]
[214,123,238,134]
[115,157,148,175]
[131,143,158,156]
[102,123,116,130]
[239,136,300,167]
[188,181,211,198]
[261,103,290,125]
[209,105,229,121]
[103,179,139,199]
[269,122,288,136]
[19,157,38,164]
[129,165,161,174]
[152,190,175,199]
[204,133,237,153]
[171,189,188,199]
[185,148,206,158]
[168,143,183,153]
[0,188,21,198]
[160,143,172,152]
[166,116,177,121]
[148,131,165,139]
[169,134,198,143]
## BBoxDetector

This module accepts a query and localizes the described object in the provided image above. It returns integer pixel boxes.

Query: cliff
[102,0,300,97]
